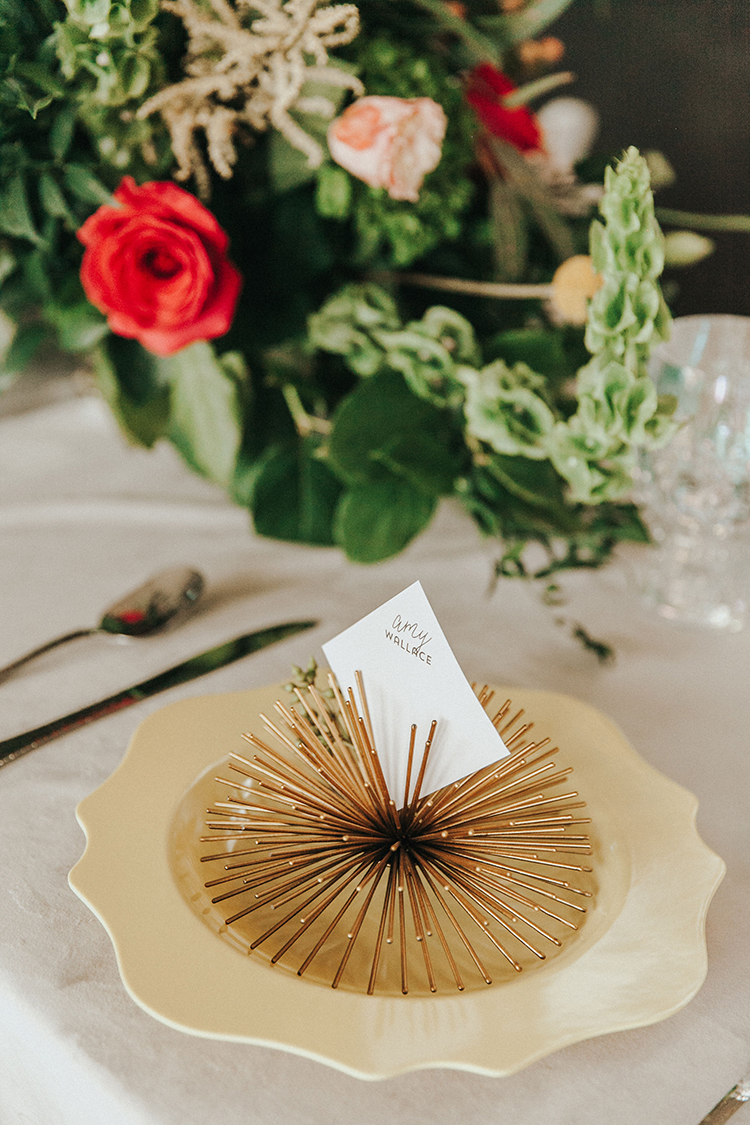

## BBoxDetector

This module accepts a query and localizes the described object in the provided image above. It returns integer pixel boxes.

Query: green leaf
[72,0,111,26]
[0,75,52,118]
[63,164,116,207]
[0,173,40,243]
[50,104,77,161]
[273,189,334,281]
[47,298,108,351]
[1,321,47,375]
[487,328,572,382]
[589,502,650,545]
[334,478,437,563]
[0,242,16,287]
[17,247,52,302]
[269,132,319,195]
[163,341,243,488]
[268,77,350,194]
[327,369,457,486]
[315,164,352,220]
[371,431,460,496]
[218,349,249,386]
[11,61,66,98]
[465,463,578,539]
[116,50,152,102]
[128,0,161,27]
[230,451,263,509]
[250,441,342,545]
[94,337,170,448]
[486,453,569,512]
[38,172,77,227]
[101,334,167,405]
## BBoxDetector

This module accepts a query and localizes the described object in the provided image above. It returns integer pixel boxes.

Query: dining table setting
[1,377,749,1125]
[1,2,750,1120]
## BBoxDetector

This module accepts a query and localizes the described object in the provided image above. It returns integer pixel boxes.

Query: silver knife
[0,620,317,768]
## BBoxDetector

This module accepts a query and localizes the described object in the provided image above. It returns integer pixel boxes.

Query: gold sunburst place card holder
[198,672,595,996]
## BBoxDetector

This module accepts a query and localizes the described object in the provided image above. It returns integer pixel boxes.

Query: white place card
[322,581,509,802]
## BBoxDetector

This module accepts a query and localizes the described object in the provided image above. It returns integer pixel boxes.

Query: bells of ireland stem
[547,147,676,503]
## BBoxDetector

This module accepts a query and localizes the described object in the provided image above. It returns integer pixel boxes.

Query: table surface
[1,391,748,1125]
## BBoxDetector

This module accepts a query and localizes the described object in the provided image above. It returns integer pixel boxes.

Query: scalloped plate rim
[69,684,726,1080]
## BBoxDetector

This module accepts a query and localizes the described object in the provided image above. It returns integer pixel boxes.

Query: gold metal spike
[199,676,596,996]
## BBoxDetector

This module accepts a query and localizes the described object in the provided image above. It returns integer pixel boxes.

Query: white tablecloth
[1,394,748,1125]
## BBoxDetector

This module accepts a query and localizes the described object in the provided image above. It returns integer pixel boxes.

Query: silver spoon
[0,566,205,685]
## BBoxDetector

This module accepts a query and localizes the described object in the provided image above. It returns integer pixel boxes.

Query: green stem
[656,207,750,234]
[281,385,331,438]
[502,70,574,108]
[373,270,553,300]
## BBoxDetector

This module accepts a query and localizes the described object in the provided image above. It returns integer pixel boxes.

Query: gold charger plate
[69,683,725,1080]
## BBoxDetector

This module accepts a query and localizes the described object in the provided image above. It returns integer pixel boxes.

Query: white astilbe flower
[138,0,363,196]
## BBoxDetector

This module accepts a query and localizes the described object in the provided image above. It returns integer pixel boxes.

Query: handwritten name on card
[322,582,509,801]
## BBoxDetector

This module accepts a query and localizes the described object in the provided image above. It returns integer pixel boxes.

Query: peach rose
[327,96,447,203]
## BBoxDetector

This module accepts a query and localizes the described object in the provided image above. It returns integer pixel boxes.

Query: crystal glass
[635,315,750,631]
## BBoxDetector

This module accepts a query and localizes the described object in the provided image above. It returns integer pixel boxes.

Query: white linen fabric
[0,394,748,1125]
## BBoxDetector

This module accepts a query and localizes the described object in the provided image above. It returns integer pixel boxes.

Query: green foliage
[470,455,648,578]
[325,369,464,559]
[379,306,480,408]
[0,0,124,360]
[0,0,678,577]
[327,368,463,490]
[482,452,568,513]
[476,0,577,45]
[0,173,42,242]
[487,138,576,264]
[53,0,167,171]
[315,164,351,220]
[165,343,245,489]
[94,335,170,447]
[269,76,352,197]
[486,327,579,389]
[308,283,400,376]
[94,337,244,487]
[47,294,108,350]
[310,144,672,562]
[334,478,436,563]
[311,285,480,409]
[460,360,556,459]
[371,430,459,496]
[2,322,48,375]
[250,440,342,546]
[375,0,576,66]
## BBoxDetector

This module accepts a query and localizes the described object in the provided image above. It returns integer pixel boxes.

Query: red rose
[466,65,543,153]
[78,177,242,356]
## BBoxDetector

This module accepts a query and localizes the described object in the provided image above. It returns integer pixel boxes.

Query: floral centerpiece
[0,0,711,575]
